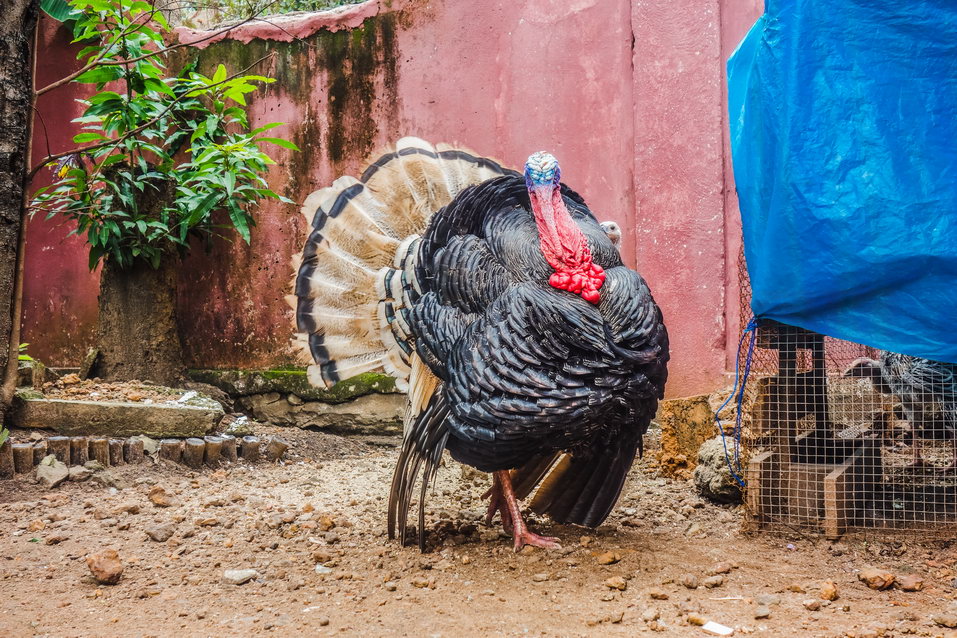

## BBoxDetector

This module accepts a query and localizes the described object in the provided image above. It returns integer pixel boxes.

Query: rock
[820,580,839,601]
[149,486,174,507]
[411,576,431,589]
[68,466,92,482]
[532,573,548,583]
[754,605,771,619]
[12,393,223,438]
[897,574,924,592]
[83,460,106,471]
[86,549,123,585]
[238,392,404,435]
[36,455,68,488]
[680,574,699,589]
[693,436,743,504]
[655,395,713,479]
[314,564,333,575]
[703,575,724,588]
[933,614,957,629]
[803,599,822,611]
[687,613,707,626]
[858,567,895,590]
[145,523,175,542]
[136,435,159,455]
[604,576,627,591]
[318,515,336,532]
[707,562,733,575]
[596,551,621,565]
[642,608,661,622]
[756,593,780,606]
[223,569,258,585]
[648,588,669,600]
[384,581,397,591]
[91,470,129,490]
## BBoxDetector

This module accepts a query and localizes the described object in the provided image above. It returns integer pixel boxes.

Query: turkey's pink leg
[483,472,513,533]
[491,470,561,552]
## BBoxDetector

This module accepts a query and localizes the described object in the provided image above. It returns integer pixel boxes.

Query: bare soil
[0,426,955,638]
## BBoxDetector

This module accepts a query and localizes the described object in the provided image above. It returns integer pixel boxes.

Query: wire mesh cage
[736,253,957,539]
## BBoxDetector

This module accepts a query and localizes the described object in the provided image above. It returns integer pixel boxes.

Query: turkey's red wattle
[530,186,604,304]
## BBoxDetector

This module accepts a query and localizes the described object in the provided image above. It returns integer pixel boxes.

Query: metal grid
[737,253,957,538]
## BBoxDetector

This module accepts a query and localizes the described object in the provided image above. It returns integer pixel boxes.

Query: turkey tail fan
[387,389,451,552]
[291,137,508,391]
[528,433,641,528]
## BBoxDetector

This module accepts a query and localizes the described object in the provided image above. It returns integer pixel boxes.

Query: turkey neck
[529,185,591,272]
[529,185,604,303]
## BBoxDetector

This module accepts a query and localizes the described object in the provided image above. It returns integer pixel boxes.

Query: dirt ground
[1,426,956,638]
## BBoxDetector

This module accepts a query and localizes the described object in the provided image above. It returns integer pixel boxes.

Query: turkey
[845,351,957,470]
[291,138,669,551]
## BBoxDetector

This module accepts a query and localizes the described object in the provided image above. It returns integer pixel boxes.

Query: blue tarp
[728,1,957,363]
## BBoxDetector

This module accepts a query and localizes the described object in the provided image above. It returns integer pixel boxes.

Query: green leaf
[75,65,123,85]
[256,137,300,151]
[73,132,106,144]
[212,64,227,85]
[250,122,285,135]
[41,0,80,22]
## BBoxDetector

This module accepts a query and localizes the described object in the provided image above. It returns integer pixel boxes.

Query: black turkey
[846,351,957,469]
[292,138,669,550]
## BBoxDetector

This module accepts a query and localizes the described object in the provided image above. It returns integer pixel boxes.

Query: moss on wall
[189,368,399,403]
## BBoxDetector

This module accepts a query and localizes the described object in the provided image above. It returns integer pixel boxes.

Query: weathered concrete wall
[24,0,763,398]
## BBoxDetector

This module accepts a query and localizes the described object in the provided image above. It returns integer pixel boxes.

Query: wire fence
[736,252,957,538]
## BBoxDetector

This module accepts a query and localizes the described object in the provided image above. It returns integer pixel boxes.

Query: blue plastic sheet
[728,1,957,363]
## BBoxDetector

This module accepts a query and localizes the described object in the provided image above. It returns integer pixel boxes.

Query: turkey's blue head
[523,151,604,304]
[524,152,562,191]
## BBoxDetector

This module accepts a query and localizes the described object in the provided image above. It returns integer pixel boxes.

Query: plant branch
[27,51,276,181]
[35,0,280,97]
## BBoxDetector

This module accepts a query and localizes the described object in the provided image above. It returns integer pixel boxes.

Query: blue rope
[714,316,759,487]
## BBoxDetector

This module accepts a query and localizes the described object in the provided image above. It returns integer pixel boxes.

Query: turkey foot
[482,472,513,533]
[485,470,561,552]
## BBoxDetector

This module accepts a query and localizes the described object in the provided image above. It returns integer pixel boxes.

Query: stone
[897,574,923,592]
[12,391,223,438]
[755,594,780,606]
[693,436,743,504]
[238,392,404,435]
[149,486,174,507]
[68,466,92,482]
[858,567,895,590]
[86,549,123,585]
[532,573,548,583]
[820,580,839,601]
[83,460,106,471]
[642,608,660,622]
[933,614,957,629]
[803,599,821,611]
[680,574,699,589]
[604,576,627,591]
[36,455,68,488]
[189,369,399,403]
[596,551,621,565]
[648,588,669,600]
[707,562,733,575]
[687,614,706,626]
[223,569,258,585]
[655,395,714,479]
[145,523,175,542]
[703,575,724,588]
[136,435,159,455]
[754,605,771,619]
[91,470,129,490]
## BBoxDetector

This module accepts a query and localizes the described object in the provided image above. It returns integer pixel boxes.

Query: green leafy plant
[17,344,32,363]
[32,0,298,270]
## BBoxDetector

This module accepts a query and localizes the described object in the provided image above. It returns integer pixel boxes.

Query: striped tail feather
[291,137,509,391]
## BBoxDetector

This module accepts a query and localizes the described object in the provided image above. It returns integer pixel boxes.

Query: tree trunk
[91,259,186,386]
[0,0,39,424]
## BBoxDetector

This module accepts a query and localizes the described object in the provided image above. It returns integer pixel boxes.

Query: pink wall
[25,0,763,398]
